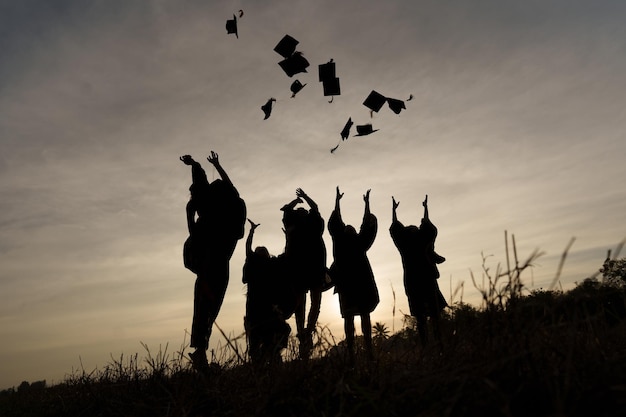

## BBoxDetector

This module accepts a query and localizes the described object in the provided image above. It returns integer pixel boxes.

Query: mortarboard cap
[354,124,379,136]
[290,80,307,97]
[386,97,406,114]
[318,61,336,82]
[226,15,238,38]
[322,77,341,97]
[278,52,309,77]
[363,90,387,112]
[340,117,353,140]
[261,98,276,120]
[274,35,299,58]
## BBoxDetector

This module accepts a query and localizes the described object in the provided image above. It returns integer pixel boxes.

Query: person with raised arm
[242,219,292,365]
[180,151,246,370]
[390,194,446,347]
[280,188,327,359]
[328,187,379,361]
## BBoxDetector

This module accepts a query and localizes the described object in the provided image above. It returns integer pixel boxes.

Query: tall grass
[2,235,626,417]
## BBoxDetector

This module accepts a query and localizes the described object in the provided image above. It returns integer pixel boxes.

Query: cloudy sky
[1,0,625,389]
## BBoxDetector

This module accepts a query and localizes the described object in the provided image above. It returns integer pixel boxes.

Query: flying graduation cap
[386,94,414,115]
[386,97,406,114]
[318,59,340,101]
[340,117,353,140]
[274,35,299,57]
[354,124,379,136]
[330,117,354,153]
[274,35,309,77]
[290,80,307,97]
[261,98,276,120]
[226,10,244,38]
[363,90,412,116]
[363,90,387,115]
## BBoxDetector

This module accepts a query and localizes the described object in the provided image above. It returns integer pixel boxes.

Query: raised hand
[296,188,307,198]
[363,189,371,203]
[247,218,260,231]
[423,194,428,207]
[336,186,344,201]
[392,196,400,210]
[207,151,219,166]
[180,155,195,165]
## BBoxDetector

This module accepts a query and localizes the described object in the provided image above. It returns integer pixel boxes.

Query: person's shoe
[189,349,209,371]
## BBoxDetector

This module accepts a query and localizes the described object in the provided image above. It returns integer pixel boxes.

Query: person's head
[189,181,209,198]
[295,207,309,220]
[344,225,357,237]
[254,246,270,259]
[209,178,225,194]
[407,225,420,236]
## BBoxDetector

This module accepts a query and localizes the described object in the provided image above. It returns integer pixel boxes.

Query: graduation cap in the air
[363,90,387,114]
[278,51,309,77]
[226,10,243,38]
[274,35,299,58]
[226,15,238,38]
[318,59,341,99]
[274,35,309,77]
[386,97,406,115]
[354,124,379,136]
[261,98,276,120]
[318,60,336,82]
[340,117,353,140]
[290,80,307,97]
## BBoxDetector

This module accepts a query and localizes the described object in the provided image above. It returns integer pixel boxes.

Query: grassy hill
[3,256,626,416]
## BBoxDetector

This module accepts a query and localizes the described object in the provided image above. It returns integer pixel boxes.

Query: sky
[1,0,625,390]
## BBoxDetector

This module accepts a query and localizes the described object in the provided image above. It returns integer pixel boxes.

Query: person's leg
[294,292,311,358]
[190,276,210,368]
[245,316,262,364]
[306,287,322,334]
[190,260,229,368]
[204,261,230,341]
[294,291,306,336]
[360,313,373,360]
[191,276,210,351]
[431,311,442,347]
[416,313,428,347]
[344,314,355,361]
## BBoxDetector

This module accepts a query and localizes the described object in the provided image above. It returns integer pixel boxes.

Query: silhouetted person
[390,195,446,347]
[328,187,379,361]
[181,152,246,370]
[243,219,292,365]
[280,188,327,358]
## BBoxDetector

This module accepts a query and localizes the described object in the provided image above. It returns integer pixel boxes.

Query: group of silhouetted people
[181,152,447,370]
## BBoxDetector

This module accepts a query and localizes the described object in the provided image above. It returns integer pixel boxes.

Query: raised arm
[245,218,260,257]
[186,200,196,235]
[207,151,233,188]
[363,189,371,218]
[296,188,319,213]
[328,186,345,236]
[335,186,344,213]
[181,154,209,187]
[280,196,303,212]
[422,194,429,221]
[392,196,400,223]
[360,189,377,249]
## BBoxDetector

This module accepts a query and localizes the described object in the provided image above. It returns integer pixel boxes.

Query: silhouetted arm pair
[296,188,319,214]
